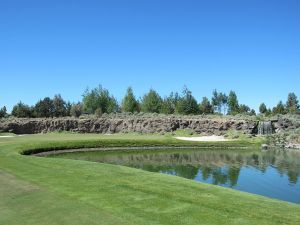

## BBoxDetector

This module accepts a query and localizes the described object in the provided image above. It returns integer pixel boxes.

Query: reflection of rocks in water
[90,149,300,185]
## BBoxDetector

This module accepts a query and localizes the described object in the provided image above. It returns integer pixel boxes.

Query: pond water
[50,148,300,204]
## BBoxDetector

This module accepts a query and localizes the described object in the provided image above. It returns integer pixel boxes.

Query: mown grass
[14,132,263,155]
[21,137,262,155]
[0,133,300,225]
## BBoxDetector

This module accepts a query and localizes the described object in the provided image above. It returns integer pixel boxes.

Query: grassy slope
[0,133,300,225]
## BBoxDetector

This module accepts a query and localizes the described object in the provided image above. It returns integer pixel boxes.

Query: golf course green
[1,133,300,225]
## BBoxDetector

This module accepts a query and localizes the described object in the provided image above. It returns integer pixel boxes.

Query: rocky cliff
[0,115,260,135]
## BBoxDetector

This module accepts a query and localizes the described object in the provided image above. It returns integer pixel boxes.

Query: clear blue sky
[1,0,299,112]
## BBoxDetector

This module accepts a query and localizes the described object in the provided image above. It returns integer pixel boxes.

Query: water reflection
[52,149,300,203]
[82,150,300,186]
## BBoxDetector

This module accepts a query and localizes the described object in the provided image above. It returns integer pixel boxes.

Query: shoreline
[33,145,249,156]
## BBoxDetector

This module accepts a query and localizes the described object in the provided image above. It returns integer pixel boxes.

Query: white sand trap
[175,135,229,142]
[0,135,25,138]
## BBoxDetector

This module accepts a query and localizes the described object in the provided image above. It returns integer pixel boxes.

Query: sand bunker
[0,135,24,138]
[175,135,229,142]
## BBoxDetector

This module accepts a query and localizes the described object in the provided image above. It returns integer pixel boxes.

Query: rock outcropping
[0,116,259,135]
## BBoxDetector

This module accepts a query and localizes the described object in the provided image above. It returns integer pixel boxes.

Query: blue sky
[0,0,299,112]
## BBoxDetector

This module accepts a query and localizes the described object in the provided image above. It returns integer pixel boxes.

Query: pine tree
[0,106,7,118]
[82,85,119,114]
[121,87,139,113]
[272,101,286,115]
[227,91,239,115]
[259,103,267,114]
[141,89,163,113]
[199,97,213,114]
[239,104,250,114]
[175,86,199,115]
[161,92,179,114]
[53,94,67,117]
[12,102,33,118]
[34,97,54,117]
[286,93,299,114]
[211,89,228,114]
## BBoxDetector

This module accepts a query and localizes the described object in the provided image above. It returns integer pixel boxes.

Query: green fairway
[0,133,300,225]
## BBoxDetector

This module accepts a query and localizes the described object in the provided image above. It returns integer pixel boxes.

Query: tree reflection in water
[81,149,300,186]
[54,148,300,203]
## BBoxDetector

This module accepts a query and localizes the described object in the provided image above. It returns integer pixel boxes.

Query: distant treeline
[0,85,299,118]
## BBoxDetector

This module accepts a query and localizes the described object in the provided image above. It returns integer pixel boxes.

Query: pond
[49,148,300,204]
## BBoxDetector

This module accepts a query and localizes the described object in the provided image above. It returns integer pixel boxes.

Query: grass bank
[0,133,300,225]
[20,133,263,155]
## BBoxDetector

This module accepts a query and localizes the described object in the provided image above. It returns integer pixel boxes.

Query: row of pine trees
[0,85,299,118]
